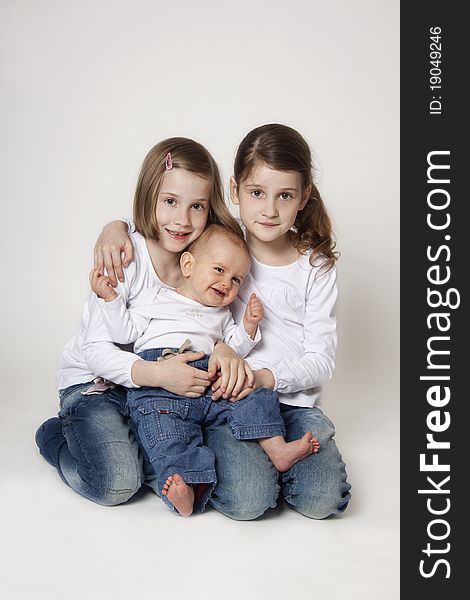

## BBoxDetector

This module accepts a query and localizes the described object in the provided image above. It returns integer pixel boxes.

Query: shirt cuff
[270,369,280,392]
[122,218,135,234]
[236,324,261,357]
[242,323,262,343]
[127,356,142,388]
[98,294,125,311]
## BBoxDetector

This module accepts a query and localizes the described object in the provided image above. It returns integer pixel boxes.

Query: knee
[205,424,280,520]
[282,410,351,519]
[96,488,137,507]
[284,472,351,519]
[281,443,351,519]
[290,488,351,519]
[212,490,278,521]
[211,470,279,521]
[84,441,143,507]
[91,474,141,506]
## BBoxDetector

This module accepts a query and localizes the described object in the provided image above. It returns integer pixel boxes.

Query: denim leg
[128,389,216,514]
[204,423,279,520]
[224,387,286,440]
[279,404,351,519]
[52,383,144,506]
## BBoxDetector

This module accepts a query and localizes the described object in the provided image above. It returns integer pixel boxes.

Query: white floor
[1,381,399,600]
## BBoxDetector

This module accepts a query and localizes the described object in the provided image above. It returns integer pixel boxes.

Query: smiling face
[179,233,251,307]
[230,163,310,246]
[155,168,211,253]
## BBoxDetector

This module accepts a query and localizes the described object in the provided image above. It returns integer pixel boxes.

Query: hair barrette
[165,152,173,171]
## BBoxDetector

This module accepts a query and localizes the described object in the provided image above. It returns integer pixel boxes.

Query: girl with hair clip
[89,124,351,520]
[35,137,251,506]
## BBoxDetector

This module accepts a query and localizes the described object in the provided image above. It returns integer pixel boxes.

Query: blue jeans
[55,382,144,505]
[205,404,351,520]
[128,350,285,513]
[40,384,350,517]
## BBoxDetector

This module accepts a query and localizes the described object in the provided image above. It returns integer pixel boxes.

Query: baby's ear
[180,252,195,277]
[229,176,239,205]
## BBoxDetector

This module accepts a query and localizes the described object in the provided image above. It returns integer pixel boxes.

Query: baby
[90,224,319,516]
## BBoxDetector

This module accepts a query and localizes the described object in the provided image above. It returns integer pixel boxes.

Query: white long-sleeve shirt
[231,252,337,408]
[57,232,163,389]
[91,285,259,357]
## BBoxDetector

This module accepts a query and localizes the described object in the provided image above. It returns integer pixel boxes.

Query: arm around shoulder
[94,219,135,286]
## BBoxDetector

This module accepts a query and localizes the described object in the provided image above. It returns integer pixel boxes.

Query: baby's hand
[89,267,118,302]
[244,293,264,325]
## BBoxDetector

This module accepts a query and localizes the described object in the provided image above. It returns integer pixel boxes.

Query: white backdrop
[1,1,399,599]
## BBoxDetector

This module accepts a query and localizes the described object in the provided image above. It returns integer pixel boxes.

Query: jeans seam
[62,417,92,467]
[177,468,217,485]
[231,424,286,440]
[282,468,297,503]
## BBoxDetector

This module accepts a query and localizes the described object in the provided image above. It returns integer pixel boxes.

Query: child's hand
[219,368,275,402]
[89,267,118,302]
[94,220,134,286]
[242,293,264,340]
[131,352,211,398]
[244,293,264,325]
[208,343,254,400]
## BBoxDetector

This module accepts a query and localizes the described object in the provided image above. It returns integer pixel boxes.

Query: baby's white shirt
[94,285,258,357]
[57,230,258,390]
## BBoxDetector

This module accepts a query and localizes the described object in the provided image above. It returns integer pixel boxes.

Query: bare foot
[259,432,320,473]
[162,474,194,516]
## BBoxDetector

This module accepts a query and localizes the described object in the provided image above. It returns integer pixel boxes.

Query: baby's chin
[204,298,232,308]
[203,288,235,307]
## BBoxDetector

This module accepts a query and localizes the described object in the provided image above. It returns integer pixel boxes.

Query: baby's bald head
[187,224,251,263]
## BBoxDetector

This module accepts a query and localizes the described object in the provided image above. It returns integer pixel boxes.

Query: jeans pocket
[138,399,191,448]
[58,382,94,416]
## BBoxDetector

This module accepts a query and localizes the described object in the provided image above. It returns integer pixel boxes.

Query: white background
[1,1,399,599]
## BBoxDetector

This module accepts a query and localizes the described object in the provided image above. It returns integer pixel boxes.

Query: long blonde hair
[233,124,339,271]
[134,137,242,240]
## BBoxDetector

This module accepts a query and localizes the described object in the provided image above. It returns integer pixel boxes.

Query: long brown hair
[233,124,339,271]
[134,137,242,240]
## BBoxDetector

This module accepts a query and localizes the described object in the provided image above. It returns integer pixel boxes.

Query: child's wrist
[243,317,258,340]
[94,288,118,302]
[131,358,161,387]
[104,219,128,233]
[257,368,275,390]
[103,291,118,302]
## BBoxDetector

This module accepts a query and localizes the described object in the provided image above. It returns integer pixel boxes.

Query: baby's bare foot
[162,474,194,516]
[261,432,320,473]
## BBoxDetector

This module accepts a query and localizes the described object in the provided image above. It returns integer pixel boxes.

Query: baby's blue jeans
[128,349,286,513]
